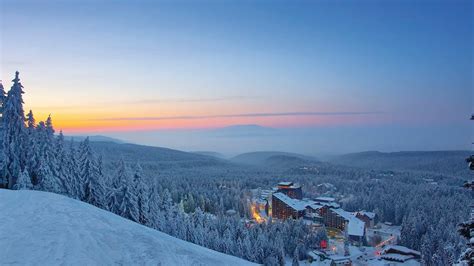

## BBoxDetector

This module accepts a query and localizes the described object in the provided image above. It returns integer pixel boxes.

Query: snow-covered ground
[0,189,255,266]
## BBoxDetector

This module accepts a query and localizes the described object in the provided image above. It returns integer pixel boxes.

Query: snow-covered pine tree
[55,131,71,195]
[132,163,149,224]
[292,246,300,266]
[118,181,139,222]
[44,115,59,182]
[2,71,27,188]
[0,81,7,187]
[25,110,39,185]
[67,138,81,199]
[107,158,129,212]
[36,156,58,192]
[79,137,105,207]
[113,158,128,189]
[13,168,33,190]
[34,121,62,193]
[147,184,162,228]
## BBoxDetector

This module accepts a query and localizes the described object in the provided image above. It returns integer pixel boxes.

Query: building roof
[307,203,324,210]
[331,208,366,237]
[315,196,336,202]
[357,211,376,219]
[272,192,307,211]
[382,245,421,257]
[278,181,293,186]
[330,255,352,263]
[381,254,415,262]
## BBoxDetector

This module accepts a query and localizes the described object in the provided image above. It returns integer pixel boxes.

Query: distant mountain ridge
[87,141,227,167]
[67,135,126,144]
[331,150,471,177]
[230,151,317,166]
[191,151,227,159]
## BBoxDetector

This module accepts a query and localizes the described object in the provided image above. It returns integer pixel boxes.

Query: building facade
[276,182,303,200]
[272,192,306,219]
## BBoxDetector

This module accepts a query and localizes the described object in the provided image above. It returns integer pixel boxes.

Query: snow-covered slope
[0,189,255,266]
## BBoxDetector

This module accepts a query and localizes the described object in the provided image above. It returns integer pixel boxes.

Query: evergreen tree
[0,81,7,186]
[132,163,149,224]
[25,110,39,185]
[118,183,139,222]
[292,246,300,266]
[2,71,26,188]
[34,121,62,193]
[147,184,162,228]
[67,138,81,199]
[55,131,71,194]
[36,157,58,192]
[13,168,32,190]
[107,158,129,211]
[79,138,104,207]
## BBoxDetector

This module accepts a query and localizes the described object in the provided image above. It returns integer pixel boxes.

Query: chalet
[381,245,421,263]
[355,211,376,228]
[330,256,352,266]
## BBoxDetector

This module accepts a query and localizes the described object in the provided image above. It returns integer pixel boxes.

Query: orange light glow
[250,203,265,224]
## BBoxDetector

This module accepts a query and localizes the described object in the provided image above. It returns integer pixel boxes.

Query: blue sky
[0,0,472,153]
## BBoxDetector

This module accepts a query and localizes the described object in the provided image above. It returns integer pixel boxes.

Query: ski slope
[0,189,255,265]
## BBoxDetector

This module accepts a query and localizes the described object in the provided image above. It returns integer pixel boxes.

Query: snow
[0,189,255,265]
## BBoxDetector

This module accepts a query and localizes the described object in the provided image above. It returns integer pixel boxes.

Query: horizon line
[89,111,385,121]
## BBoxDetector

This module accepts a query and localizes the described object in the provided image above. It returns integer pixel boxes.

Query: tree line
[0,72,325,265]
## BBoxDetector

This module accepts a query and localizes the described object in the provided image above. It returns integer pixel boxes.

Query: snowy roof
[331,208,365,237]
[307,203,324,210]
[307,250,327,260]
[315,196,336,202]
[382,245,421,257]
[272,192,307,211]
[381,254,415,262]
[357,211,376,219]
[278,181,293,186]
[330,255,352,263]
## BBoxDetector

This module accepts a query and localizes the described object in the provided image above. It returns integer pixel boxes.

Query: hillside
[0,189,255,265]
[231,151,317,166]
[87,141,227,167]
[67,135,126,144]
[330,150,471,177]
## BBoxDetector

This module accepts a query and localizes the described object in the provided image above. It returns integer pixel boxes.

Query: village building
[380,245,421,263]
[355,211,376,228]
[276,182,303,199]
[271,192,306,219]
[329,255,352,266]
[321,206,366,244]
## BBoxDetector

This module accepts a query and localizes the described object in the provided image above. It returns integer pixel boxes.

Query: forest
[0,73,471,265]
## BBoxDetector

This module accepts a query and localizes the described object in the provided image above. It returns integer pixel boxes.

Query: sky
[0,0,472,154]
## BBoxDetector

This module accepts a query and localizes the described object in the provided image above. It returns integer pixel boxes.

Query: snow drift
[0,189,255,265]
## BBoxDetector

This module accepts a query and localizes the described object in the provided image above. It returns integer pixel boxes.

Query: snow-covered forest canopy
[0,72,471,265]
